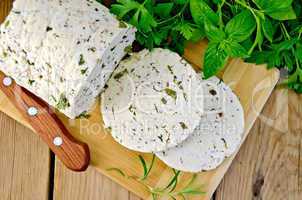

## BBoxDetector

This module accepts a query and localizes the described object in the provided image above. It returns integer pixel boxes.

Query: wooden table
[1,87,301,200]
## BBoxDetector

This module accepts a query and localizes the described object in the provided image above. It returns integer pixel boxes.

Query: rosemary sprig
[107,154,205,199]
[138,154,155,180]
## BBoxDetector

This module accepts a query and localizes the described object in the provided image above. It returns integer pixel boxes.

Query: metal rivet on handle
[53,136,63,146]
[27,107,38,116]
[3,77,12,86]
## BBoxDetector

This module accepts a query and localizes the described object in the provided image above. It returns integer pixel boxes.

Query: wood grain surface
[0,112,51,200]
[216,89,302,200]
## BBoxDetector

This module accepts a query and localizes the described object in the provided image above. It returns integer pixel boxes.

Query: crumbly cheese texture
[101,48,201,153]
[156,74,245,172]
[0,0,136,118]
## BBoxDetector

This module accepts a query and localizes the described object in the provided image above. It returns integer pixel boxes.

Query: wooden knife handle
[0,72,90,171]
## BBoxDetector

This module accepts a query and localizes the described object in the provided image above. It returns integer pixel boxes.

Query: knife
[0,71,90,171]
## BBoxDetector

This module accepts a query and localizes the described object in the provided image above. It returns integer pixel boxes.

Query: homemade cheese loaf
[0,0,136,118]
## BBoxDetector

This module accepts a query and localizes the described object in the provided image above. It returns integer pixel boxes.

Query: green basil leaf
[257,26,264,49]
[253,0,296,20]
[287,81,302,93]
[225,10,256,42]
[254,0,293,10]
[246,50,277,68]
[241,37,254,51]
[190,27,206,42]
[203,42,228,79]
[261,17,274,42]
[282,51,294,71]
[224,41,249,58]
[154,3,174,18]
[273,39,297,53]
[204,19,225,42]
[213,0,223,4]
[295,42,302,62]
[175,0,188,4]
[190,0,219,26]
[265,6,296,20]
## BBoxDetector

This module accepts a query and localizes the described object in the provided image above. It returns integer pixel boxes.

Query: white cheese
[101,48,201,153]
[0,0,136,118]
[156,74,245,172]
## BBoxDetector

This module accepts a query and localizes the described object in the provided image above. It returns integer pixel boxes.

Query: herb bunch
[110,0,302,93]
[107,154,204,199]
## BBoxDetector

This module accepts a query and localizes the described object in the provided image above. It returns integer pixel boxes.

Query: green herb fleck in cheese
[28,79,35,85]
[119,21,127,28]
[2,51,7,57]
[76,111,90,119]
[79,54,85,65]
[56,93,70,110]
[124,45,132,53]
[164,88,177,100]
[179,122,188,129]
[161,97,167,104]
[4,20,10,28]
[81,68,88,75]
[114,69,128,81]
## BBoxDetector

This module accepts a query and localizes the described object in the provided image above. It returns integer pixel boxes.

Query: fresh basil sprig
[110,0,302,93]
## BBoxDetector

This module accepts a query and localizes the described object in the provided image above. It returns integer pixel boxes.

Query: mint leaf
[203,42,228,79]
[262,17,274,42]
[225,10,256,42]
[111,0,157,32]
[204,19,225,42]
[154,3,174,18]
[190,0,219,26]
[224,41,249,58]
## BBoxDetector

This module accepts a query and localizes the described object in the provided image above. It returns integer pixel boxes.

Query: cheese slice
[101,48,201,152]
[156,74,245,172]
[0,0,136,118]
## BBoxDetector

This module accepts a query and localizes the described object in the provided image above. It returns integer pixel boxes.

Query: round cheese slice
[101,48,201,152]
[156,75,245,172]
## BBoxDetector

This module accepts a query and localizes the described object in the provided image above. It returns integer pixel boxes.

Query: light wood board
[0,2,280,199]
[0,40,279,199]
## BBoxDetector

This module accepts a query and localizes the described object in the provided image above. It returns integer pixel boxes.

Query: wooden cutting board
[0,1,279,199]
